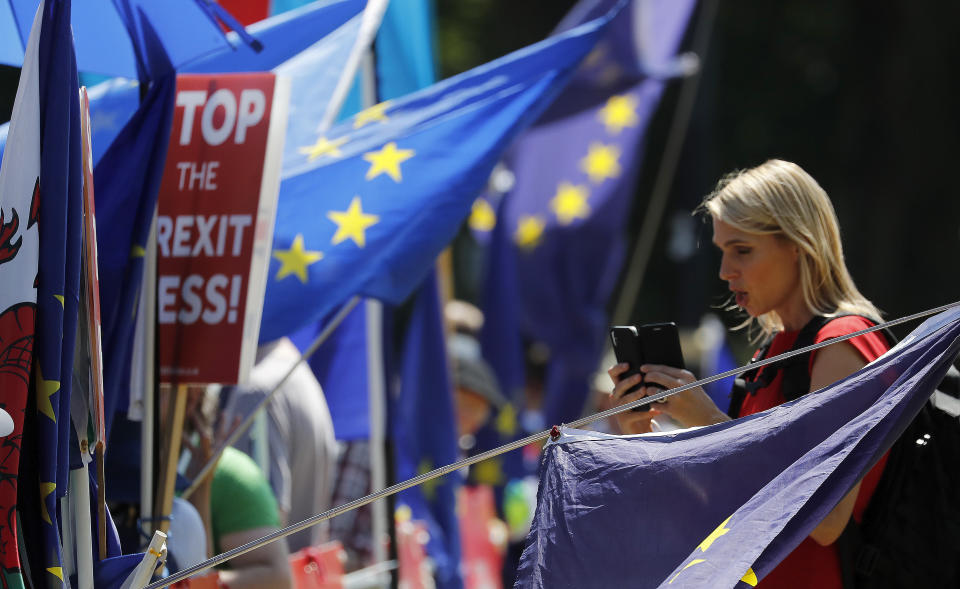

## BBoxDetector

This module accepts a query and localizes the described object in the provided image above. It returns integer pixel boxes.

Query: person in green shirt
[184,388,293,589]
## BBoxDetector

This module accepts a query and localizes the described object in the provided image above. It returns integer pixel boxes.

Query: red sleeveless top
[738,316,890,589]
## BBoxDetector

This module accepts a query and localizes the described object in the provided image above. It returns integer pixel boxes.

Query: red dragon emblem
[0,177,39,581]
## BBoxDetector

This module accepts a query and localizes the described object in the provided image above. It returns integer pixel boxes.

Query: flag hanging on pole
[391,269,463,588]
[477,0,697,426]
[515,308,960,588]
[0,0,83,586]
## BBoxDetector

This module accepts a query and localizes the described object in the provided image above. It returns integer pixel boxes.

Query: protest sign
[157,73,289,384]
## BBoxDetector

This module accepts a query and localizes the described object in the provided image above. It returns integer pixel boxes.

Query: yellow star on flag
[581,142,621,184]
[353,100,392,128]
[47,567,63,581]
[468,198,496,232]
[495,403,517,437]
[418,459,439,500]
[395,504,413,523]
[741,568,758,586]
[363,142,415,182]
[514,215,546,250]
[131,244,146,258]
[550,182,591,225]
[327,196,379,247]
[698,516,732,552]
[472,457,505,486]
[54,294,64,307]
[273,234,323,283]
[40,482,56,524]
[669,559,706,584]
[598,94,638,134]
[298,136,348,161]
[35,366,60,423]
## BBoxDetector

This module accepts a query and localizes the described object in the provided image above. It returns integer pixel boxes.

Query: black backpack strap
[779,316,832,401]
[727,338,773,418]
[727,315,897,416]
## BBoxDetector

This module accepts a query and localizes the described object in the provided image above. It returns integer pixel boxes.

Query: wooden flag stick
[155,384,188,537]
[95,441,106,558]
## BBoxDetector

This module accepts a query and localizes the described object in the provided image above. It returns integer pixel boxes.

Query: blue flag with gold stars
[515,308,960,588]
[259,4,620,341]
[476,0,696,426]
[1,0,84,585]
[391,269,463,588]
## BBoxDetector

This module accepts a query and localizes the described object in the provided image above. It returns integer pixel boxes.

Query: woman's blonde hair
[698,159,881,337]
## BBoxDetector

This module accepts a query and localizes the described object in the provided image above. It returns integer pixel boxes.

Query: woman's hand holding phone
[608,361,732,432]
[635,364,731,428]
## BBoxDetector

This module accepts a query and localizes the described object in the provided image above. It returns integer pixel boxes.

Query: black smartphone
[636,322,685,390]
[609,325,649,412]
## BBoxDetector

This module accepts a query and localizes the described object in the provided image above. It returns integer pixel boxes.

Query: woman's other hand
[607,363,661,434]
[636,364,730,428]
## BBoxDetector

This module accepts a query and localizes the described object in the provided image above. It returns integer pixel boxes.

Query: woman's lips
[734,292,747,307]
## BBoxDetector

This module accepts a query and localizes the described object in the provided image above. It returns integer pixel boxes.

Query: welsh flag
[0,1,83,587]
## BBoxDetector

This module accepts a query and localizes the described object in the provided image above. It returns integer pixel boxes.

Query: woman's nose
[718,255,735,281]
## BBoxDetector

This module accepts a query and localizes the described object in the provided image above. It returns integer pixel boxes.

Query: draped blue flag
[477,0,696,426]
[515,308,960,588]
[0,0,234,79]
[261,6,618,341]
[288,304,371,440]
[95,77,175,432]
[3,0,84,584]
[392,270,463,588]
[0,0,366,173]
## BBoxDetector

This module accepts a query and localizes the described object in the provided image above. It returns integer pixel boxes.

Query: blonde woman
[609,160,890,588]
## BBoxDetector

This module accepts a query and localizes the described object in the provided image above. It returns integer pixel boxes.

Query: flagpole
[154,384,188,537]
[354,36,396,580]
[80,86,110,560]
[139,207,159,547]
[316,0,391,134]
[611,0,719,326]
[365,298,390,573]
[147,300,960,588]
[71,465,95,589]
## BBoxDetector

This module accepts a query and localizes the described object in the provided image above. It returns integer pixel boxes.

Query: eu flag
[0,0,81,585]
[477,0,696,426]
[95,74,176,432]
[391,269,463,588]
[259,5,618,341]
[515,308,960,588]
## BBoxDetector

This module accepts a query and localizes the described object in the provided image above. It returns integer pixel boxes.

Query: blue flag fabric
[261,6,617,342]
[477,0,696,427]
[391,270,463,588]
[515,308,960,588]
[0,0,366,174]
[95,74,175,433]
[1,0,234,79]
[185,0,364,76]
[287,304,371,440]
[13,0,84,584]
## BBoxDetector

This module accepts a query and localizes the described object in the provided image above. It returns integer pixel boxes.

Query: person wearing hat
[448,331,506,445]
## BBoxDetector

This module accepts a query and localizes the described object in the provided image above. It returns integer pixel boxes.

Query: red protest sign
[157,73,288,384]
